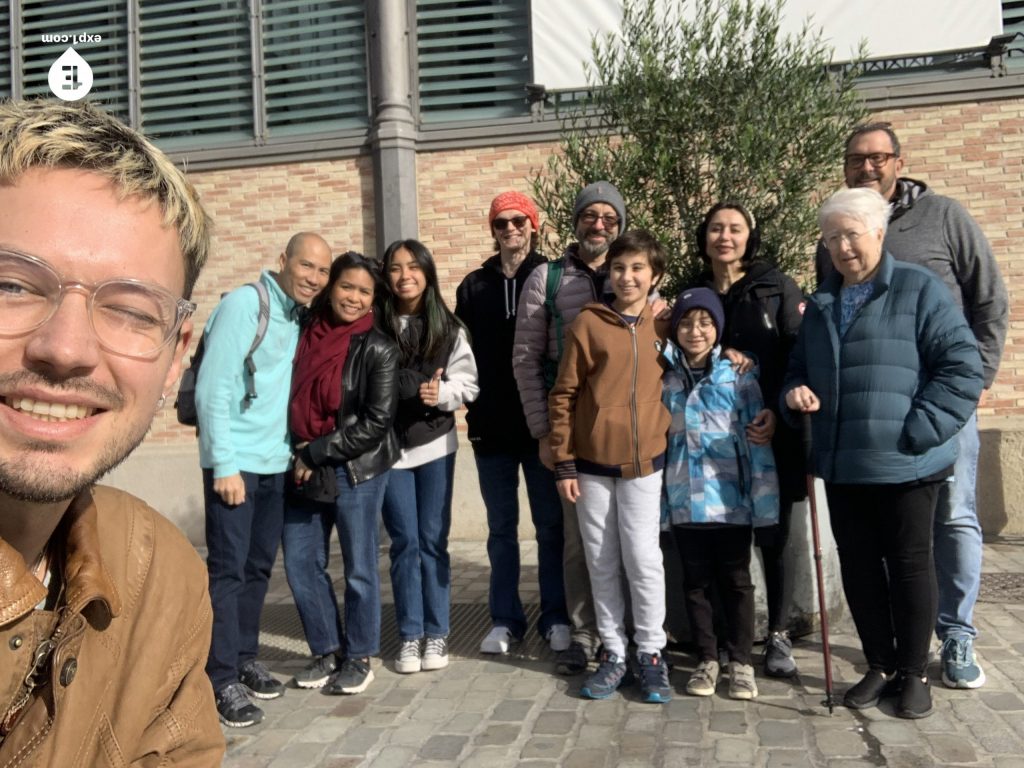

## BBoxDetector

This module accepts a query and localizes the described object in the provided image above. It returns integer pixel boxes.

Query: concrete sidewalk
[222,538,1024,767]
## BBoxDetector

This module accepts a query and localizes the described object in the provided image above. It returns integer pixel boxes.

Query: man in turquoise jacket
[197,232,332,727]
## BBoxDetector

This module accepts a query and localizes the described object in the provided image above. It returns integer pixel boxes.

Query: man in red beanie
[455,192,570,656]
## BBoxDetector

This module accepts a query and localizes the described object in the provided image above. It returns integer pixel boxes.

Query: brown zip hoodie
[548,301,670,479]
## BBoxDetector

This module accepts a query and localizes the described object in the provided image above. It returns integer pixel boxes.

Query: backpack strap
[542,258,566,389]
[242,281,271,404]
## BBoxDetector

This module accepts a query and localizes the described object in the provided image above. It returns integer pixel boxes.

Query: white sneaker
[395,639,421,674]
[481,626,515,654]
[546,624,572,653]
[422,636,449,670]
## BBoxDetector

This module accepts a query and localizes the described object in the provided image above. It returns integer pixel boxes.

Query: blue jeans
[934,411,982,641]
[474,448,568,639]
[282,469,388,658]
[203,469,284,690]
[382,454,455,640]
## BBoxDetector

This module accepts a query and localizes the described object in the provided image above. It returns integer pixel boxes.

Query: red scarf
[289,310,375,443]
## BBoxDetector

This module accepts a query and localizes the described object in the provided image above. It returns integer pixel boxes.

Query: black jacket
[455,251,546,453]
[303,326,400,485]
[695,261,806,499]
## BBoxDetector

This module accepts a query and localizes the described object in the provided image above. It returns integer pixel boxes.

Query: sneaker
[940,636,986,689]
[395,639,422,674]
[480,626,515,654]
[239,659,284,700]
[895,674,933,719]
[545,624,572,653]
[216,682,263,728]
[685,660,720,697]
[555,641,589,676]
[843,669,898,709]
[637,652,672,703]
[422,636,449,670]
[293,654,338,689]
[580,651,632,699]
[764,631,798,678]
[728,662,758,700]
[325,657,375,695]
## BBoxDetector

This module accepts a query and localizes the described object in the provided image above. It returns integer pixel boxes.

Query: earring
[157,394,167,409]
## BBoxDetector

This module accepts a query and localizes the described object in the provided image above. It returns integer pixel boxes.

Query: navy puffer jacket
[782,251,983,485]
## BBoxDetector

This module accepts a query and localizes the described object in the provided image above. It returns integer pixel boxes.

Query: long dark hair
[378,239,463,361]
[307,251,380,323]
[695,202,762,265]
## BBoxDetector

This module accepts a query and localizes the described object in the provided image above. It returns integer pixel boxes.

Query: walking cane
[802,413,835,715]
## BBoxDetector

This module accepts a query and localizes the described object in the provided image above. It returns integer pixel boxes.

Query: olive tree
[532,0,867,293]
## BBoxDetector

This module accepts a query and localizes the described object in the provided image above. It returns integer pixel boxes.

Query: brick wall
[150,96,1024,449]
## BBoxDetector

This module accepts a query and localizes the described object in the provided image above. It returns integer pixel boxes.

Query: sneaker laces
[218,682,250,708]
[398,640,420,662]
[942,636,970,665]
[639,653,668,687]
[424,637,447,656]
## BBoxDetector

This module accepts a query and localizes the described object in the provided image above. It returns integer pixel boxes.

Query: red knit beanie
[488,191,539,230]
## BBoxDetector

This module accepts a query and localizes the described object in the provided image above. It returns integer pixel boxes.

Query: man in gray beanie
[511,180,629,675]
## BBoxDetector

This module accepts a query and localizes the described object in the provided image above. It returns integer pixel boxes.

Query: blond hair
[0,99,211,297]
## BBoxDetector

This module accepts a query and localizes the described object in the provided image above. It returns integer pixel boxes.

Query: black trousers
[825,480,941,677]
[673,525,755,666]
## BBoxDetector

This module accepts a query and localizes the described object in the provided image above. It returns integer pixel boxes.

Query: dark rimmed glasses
[493,215,529,230]
[0,249,195,359]
[844,152,898,169]
[579,211,620,228]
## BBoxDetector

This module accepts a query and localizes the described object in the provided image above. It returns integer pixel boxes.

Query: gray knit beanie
[573,181,627,231]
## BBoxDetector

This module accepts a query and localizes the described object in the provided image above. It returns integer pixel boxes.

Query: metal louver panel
[19,0,129,118]
[1005,0,1024,36]
[139,0,252,142]
[416,0,531,123]
[263,0,369,135]
[0,3,10,98]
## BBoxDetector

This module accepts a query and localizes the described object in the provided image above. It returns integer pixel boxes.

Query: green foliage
[531,0,867,294]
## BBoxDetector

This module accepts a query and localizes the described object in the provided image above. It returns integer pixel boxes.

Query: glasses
[844,152,898,169]
[579,211,620,228]
[0,249,195,359]
[824,230,869,249]
[677,318,716,334]
[493,215,529,230]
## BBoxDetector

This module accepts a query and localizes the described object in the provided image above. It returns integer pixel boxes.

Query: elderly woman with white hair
[782,187,983,719]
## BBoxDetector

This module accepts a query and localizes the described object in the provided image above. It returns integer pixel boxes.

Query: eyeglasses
[844,152,898,169]
[677,318,716,333]
[579,211,620,228]
[493,215,529,230]
[824,230,869,249]
[0,249,195,359]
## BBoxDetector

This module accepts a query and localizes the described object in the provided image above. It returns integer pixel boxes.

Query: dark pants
[673,525,755,666]
[204,469,285,690]
[826,481,940,677]
[755,497,795,633]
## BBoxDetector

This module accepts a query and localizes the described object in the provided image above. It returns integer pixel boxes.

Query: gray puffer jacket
[512,244,606,439]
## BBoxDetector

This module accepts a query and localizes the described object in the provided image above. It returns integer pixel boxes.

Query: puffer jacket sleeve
[736,371,780,527]
[307,337,399,466]
[513,263,553,439]
[547,314,587,476]
[900,277,984,454]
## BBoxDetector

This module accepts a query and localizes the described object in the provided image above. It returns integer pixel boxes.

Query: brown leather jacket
[548,301,670,479]
[0,486,224,767]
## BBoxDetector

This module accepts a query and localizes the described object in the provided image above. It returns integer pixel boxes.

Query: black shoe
[293,654,338,689]
[239,659,285,699]
[895,674,933,719]
[556,641,589,676]
[325,657,375,695]
[843,669,897,709]
[216,682,264,728]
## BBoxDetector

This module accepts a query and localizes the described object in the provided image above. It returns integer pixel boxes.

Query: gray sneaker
[686,660,720,697]
[293,654,338,689]
[764,631,798,678]
[239,659,284,700]
[729,662,758,700]
[325,657,374,695]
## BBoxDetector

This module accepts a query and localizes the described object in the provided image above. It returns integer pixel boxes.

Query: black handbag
[287,463,338,503]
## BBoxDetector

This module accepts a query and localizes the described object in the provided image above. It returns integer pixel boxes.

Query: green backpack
[542,258,566,390]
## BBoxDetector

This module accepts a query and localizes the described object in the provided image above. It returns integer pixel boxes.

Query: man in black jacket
[455,191,570,656]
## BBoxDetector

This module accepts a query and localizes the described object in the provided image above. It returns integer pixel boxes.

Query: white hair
[818,187,890,235]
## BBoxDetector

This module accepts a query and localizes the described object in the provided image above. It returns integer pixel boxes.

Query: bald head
[277,232,332,305]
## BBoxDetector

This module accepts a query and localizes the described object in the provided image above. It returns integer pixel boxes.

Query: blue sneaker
[638,652,672,703]
[580,651,632,699]
[941,636,986,689]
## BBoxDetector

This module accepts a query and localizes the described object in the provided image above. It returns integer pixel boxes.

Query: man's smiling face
[0,167,190,502]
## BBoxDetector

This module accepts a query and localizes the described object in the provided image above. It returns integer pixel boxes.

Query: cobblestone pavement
[222,537,1024,767]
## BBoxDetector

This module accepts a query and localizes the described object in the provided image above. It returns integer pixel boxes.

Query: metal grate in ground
[257,601,549,662]
[978,572,1024,603]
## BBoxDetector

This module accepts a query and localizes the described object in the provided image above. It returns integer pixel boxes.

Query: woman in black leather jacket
[282,251,399,696]
[692,202,805,678]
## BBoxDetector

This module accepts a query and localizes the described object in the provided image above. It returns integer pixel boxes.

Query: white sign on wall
[531,0,1005,90]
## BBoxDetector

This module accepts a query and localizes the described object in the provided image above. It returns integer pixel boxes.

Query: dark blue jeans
[282,468,388,659]
[382,453,455,640]
[474,448,568,639]
[203,469,284,690]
